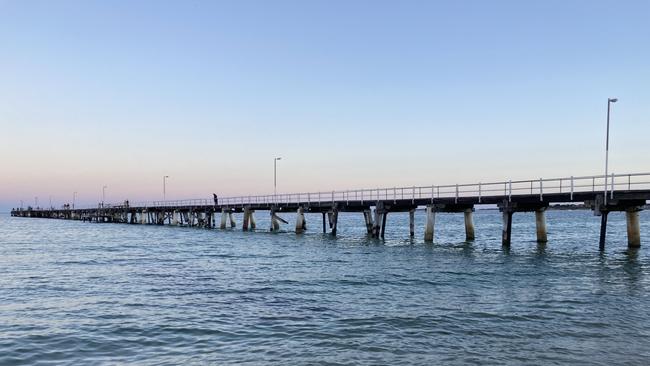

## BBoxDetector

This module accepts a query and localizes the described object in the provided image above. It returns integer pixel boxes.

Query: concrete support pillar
[502,210,513,246]
[220,211,228,229]
[243,207,251,231]
[140,210,147,224]
[372,208,382,238]
[322,212,326,233]
[626,207,642,248]
[363,209,374,235]
[295,207,306,234]
[535,208,547,243]
[249,210,256,229]
[464,208,475,241]
[380,211,388,239]
[206,211,213,228]
[330,209,339,236]
[424,205,435,242]
[599,211,608,251]
[409,209,415,238]
[228,212,236,228]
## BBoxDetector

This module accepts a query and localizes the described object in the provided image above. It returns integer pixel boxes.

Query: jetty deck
[11,172,650,250]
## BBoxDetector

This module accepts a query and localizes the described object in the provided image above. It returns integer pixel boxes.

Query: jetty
[10,173,650,250]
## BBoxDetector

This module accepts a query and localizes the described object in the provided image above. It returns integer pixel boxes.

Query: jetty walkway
[11,173,650,250]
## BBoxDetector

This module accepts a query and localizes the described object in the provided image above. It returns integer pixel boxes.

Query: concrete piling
[243,207,251,231]
[296,207,306,234]
[599,211,608,251]
[409,209,415,238]
[535,208,547,243]
[228,211,236,228]
[626,207,642,248]
[424,205,435,242]
[363,209,374,235]
[220,211,227,229]
[464,208,475,241]
[372,208,382,238]
[502,210,513,246]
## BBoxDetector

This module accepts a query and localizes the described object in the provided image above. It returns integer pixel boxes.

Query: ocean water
[1,209,649,365]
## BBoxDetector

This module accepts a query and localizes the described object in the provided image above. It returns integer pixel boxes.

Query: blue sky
[1,0,648,210]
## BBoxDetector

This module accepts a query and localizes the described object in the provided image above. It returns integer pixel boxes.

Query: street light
[163,175,169,201]
[35,196,38,208]
[102,185,107,206]
[604,97,618,205]
[73,192,77,209]
[274,157,282,197]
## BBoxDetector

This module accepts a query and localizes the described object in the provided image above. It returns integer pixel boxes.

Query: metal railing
[20,172,650,211]
[210,172,650,206]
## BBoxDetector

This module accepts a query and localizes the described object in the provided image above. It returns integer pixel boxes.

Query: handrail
[16,172,650,211]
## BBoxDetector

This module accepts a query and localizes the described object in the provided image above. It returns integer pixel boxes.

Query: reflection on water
[0,210,649,365]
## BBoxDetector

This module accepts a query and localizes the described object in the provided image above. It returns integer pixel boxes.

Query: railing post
[478,182,482,203]
[431,186,434,203]
[508,180,512,202]
[570,176,574,200]
[455,184,458,204]
[540,178,543,201]
[611,173,614,199]
[628,174,631,190]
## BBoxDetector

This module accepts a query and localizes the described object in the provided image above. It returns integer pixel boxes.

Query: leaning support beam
[535,208,548,243]
[270,210,280,232]
[380,211,388,239]
[249,210,256,229]
[322,212,326,233]
[464,208,475,241]
[409,209,415,238]
[424,205,435,242]
[295,207,306,234]
[626,207,642,248]
[502,210,513,246]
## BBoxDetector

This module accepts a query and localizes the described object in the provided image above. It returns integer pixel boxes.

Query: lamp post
[604,97,618,205]
[73,192,77,209]
[20,200,23,210]
[35,196,38,208]
[102,185,107,206]
[274,157,282,201]
[163,175,169,201]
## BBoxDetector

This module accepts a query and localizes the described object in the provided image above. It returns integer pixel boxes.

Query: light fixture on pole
[604,97,618,205]
[163,175,169,201]
[274,157,282,199]
[73,192,77,209]
[102,185,107,206]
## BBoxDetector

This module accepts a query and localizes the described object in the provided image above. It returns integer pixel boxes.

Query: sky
[1,0,649,211]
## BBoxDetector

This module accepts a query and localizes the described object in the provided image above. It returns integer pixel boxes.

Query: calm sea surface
[1,210,649,365]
